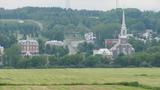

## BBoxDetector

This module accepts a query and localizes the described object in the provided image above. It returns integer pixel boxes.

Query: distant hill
[0,7,160,45]
[0,7,159,33]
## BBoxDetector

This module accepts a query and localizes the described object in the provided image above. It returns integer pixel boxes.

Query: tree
[4,44,21,67]
[78,42,95,54]
[48,56,59,66]
[84,55,105,67]
[128,38,147,52]
[27,56,47,68]
[59,54,84,67]
[45,45,69,57]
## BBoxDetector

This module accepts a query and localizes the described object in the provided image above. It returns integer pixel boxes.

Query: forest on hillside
[0,7,160,45]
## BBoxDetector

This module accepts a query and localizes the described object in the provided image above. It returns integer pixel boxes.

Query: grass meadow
[0,68,159,90]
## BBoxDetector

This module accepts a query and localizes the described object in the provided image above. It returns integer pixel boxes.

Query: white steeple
[120,10,127,36]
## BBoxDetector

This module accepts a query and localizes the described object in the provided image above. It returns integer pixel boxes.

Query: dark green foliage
[3,44,21,67]
[114,52,160,67]
[45,45,69,57]
[59,54,84,66]
[26,56,47,68]
[78,42,95,54]
[48,56,58,66]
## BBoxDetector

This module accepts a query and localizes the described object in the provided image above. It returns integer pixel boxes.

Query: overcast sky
[0,0,159,11]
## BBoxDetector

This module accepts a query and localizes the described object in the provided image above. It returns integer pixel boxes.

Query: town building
[142,29,153,40]
[45,40,64,46]
[0,45,4,55]
[154,37,160,42]
[93,48,113,58]
[85,32,96,43]
[105,39,118,47]
[110,10,135,57]
[105,35,133,47]
[18,40,39,55]
[0,45,4,65]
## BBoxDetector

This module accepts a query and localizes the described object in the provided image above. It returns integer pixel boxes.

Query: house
[142,29,153,40]
[85,32,96,44]
[18,40,39,55]
[45,40,64,47]
[93,48,113,58]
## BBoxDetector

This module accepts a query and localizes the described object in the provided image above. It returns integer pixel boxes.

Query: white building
[142,29,153,40]
[18,40,39,55]
[154,37,160,42]
[45,40,64,46]
[85,32,96,43]
[93,48,113,58]
[0,45,4,55]
[0,45,4,65]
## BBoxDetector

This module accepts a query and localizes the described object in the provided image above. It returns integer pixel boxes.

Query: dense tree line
[1,44,160,68]
[0,7,160,46]
[115,52,160,67]
[2,45,109,68]
[2,51,160,68]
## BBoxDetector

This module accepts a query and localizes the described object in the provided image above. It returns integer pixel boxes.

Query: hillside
[0,7,160,45]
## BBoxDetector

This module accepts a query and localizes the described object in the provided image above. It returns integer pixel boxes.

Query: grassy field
[0,68,159,90]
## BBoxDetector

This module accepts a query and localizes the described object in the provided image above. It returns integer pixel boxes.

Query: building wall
[18,40,39,55]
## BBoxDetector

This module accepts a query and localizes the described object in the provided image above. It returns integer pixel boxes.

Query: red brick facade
[18,40,39,55]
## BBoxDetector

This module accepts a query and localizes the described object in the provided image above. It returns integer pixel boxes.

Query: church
[110,10,135,57]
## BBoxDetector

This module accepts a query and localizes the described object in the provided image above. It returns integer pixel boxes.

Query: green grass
[0,85,147,90]
[0,68,159,90]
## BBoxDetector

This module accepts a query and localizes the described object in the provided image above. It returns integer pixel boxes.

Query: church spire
[120,10,127,36]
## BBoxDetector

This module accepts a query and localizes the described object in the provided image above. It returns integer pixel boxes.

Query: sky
[0,0,159,11]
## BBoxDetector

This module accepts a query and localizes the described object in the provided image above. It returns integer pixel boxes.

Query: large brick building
[18,40,39,55]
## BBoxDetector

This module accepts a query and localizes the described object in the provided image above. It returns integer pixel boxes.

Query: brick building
[18,40,39,55]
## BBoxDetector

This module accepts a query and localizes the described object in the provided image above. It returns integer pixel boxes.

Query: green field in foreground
[0,68,159,90]
[0,85,147,90]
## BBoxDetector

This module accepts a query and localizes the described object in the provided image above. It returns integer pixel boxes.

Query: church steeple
[110,9,135,58]
[120,10,127,36]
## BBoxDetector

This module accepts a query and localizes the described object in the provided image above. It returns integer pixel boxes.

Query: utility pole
[65,0,71,9]
[116,0,119,9]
